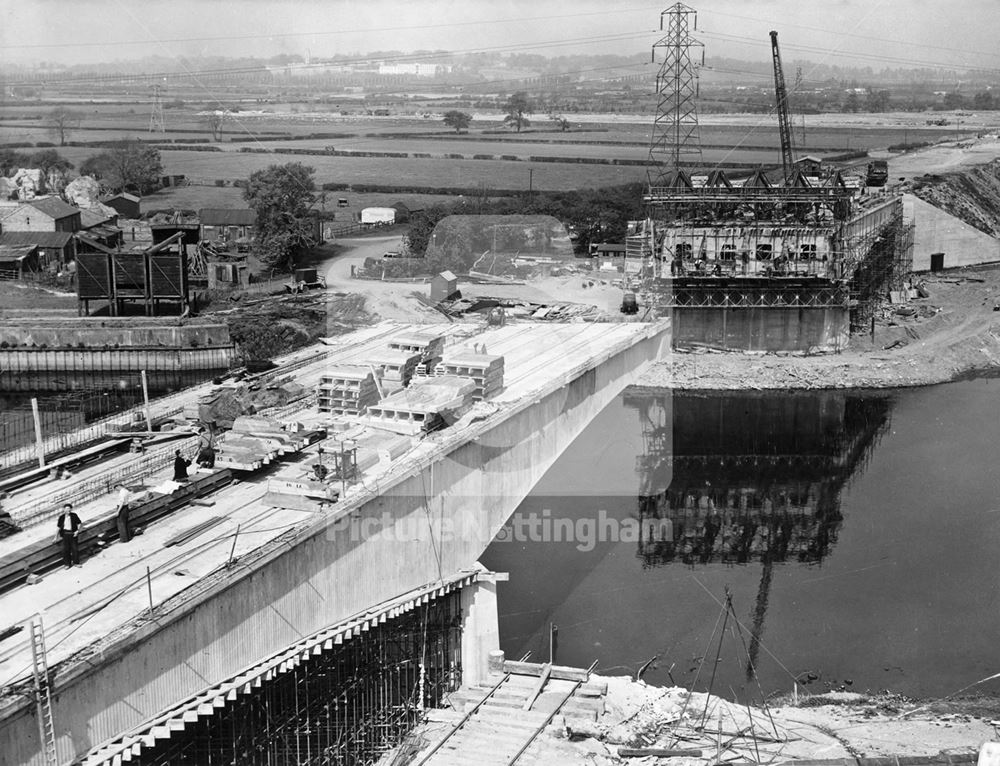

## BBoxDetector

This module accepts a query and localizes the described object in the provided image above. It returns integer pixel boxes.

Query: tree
[45,107,82,147]
[973,91,995,110]
[865,89,891,113]
[29,149,74,193]
[943,91,966,109]
[0,149,27,176]
[844,91,860,113]
[81,140,162,194]
[243,162,317,270]
[549,114,570,132]
[503,92,533,132]
[442,110,472,133]
[204,111,228,141]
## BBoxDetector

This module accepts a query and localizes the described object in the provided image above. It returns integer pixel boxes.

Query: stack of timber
[389,330,446,377]
[436,352,504,401]
[366,376,476,435]
[214,416,325,471]
[368,349,422,393]
[317,365,381,415]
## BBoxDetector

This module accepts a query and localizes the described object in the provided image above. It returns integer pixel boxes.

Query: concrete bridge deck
[0,319,669,765]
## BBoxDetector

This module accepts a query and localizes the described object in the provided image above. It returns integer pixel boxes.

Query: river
[481,378,1000,702]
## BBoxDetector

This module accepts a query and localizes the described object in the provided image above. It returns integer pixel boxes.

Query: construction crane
[769,30,795,183]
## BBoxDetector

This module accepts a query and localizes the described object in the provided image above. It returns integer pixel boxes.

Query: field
[1,101,991,197]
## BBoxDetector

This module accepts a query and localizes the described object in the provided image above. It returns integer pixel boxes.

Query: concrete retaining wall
[0,322,231,350]
[0,347,233,392]
[0,324,669,765]
[904,193,1000,272]
[672,306,848,353]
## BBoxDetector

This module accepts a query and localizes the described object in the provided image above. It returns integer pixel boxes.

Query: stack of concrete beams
[317,365,382,415]
[389,330,446,377]
[369,349,422,392]
[215,416,324,471]
[366,376,476,434]
[436,352,505,400]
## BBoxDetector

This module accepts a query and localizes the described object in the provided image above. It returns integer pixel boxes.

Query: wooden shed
[430,270,459,302]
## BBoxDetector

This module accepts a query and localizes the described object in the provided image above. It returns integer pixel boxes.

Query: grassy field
[157,149,650,191]
[140,184,465,222]
[1,103,983,197]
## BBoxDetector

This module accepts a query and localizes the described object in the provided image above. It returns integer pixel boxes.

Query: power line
[1,4,665,50]
[706,9,1000,64]
[700,30,1000,76]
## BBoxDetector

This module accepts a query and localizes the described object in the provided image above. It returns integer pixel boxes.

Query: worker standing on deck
[57,503,82,567]
[114,483,132,543]
[173,449,191,482]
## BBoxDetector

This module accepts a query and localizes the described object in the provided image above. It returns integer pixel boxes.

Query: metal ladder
[30,616,58,766]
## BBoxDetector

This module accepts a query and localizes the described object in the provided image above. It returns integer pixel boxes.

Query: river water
[481,379,1000,702]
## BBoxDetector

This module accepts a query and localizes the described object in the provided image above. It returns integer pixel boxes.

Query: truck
[866,160,888,187]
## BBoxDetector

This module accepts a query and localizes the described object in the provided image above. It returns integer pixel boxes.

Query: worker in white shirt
[114,483,132,543]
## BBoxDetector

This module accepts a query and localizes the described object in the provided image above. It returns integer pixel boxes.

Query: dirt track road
[318,235,446,323]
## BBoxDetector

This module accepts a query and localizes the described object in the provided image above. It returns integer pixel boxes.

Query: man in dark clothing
[173,449,191,482]
[57,503,82,567]
[115,483,132,543]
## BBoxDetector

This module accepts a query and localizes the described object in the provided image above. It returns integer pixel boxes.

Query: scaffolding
[127,590,463,765]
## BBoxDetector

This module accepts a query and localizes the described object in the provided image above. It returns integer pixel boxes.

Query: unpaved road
[315,234,446,323]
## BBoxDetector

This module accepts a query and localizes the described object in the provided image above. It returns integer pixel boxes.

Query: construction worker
[173,449,191,482]
[114,483,132,543]
[57,503,82,567]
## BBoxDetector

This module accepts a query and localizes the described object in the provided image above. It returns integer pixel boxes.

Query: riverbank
[409,676,998,764]
[637,266,1000,390]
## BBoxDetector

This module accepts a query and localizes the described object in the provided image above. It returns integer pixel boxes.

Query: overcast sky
[2,0,999,73]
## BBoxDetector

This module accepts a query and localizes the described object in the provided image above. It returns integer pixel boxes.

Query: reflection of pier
[625,391,890,681]
[624,390,892,568]
[624,389,891,679]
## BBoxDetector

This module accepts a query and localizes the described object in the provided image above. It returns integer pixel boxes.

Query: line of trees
[80,140,163,195]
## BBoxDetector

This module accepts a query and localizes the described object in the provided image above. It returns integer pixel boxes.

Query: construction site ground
[405,675,996,765]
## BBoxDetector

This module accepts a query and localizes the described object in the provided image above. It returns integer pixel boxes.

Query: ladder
[30,616,58,766]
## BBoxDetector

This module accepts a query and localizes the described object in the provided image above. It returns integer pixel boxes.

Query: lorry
[866,160,888,187]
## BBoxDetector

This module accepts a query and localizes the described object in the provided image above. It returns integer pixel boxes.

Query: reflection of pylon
[149,84,165,134]
[647,3,704,188]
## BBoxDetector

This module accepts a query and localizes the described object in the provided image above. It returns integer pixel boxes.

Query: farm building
[391,202,423,223]
[200,208,256,246]
[0,244,40,280]
[0,231,75,266]
[102,193,141,219]
[590,243,627,258]
[360,207,396,226]
[0,197,81,234]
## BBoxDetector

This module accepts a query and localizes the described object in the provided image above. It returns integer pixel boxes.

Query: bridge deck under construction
[0,319,669,766]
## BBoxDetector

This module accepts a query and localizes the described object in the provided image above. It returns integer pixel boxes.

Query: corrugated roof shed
[28,197,81,220]
[80,209,115,229]
[0,244,38,262]
[199,208,256,226]
[0,231,73,248]
[105,192,140,203]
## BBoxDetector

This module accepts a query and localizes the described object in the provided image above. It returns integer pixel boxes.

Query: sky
[2,0,999,73]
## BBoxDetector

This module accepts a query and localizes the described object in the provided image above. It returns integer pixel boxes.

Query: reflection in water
[623,390,892,679]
